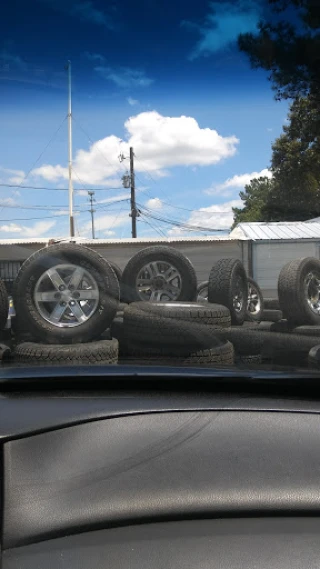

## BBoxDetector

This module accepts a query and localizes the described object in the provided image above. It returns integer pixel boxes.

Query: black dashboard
[1,365,320,568]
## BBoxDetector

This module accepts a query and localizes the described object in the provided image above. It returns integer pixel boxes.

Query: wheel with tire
[0,279,9,331]
[246,277,263,321]
[124,301,231,348]
[208,258,248,325]
[264,298,280,310]
[260,309,283,322]
[14,339,118,364]
[278,257,320,325]
[121,246,197,303]
[13,243,119,344]
[196,281,209,302]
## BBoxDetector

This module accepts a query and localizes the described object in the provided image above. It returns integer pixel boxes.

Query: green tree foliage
[232,177,273,227]
[233,96,320,226]
[238,0,320,106]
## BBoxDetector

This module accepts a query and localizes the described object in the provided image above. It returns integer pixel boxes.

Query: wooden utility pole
[130,146,137,238]
[88,191,96,239]
[66,61,75,237]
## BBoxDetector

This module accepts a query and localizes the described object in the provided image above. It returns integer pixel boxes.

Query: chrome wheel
[34,263,99,327]
[304,271,320,315]
[247,281,261,316]
[136,261,182,301]
[233,276,244,313]
[197,285,208,302]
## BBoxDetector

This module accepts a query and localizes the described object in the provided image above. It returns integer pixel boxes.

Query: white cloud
[31,111,239,185]
[0,220,56,238]
[206,168,272,195]
[168,199,243,236]
[82,211,129,238]
[0,166,25,186]
[145,197,163,210]
[0,197,19,207]
[0,223,22,233]
[95,66,154,88]
[183,0,262,60]
[127,97,139,106]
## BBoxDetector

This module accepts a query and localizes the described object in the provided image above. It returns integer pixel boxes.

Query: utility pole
[88,191,96,239]
[130,146,137,238]
[67,60,75,237]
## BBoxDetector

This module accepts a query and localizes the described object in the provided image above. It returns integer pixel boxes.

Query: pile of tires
[12,243,121,365]
[118,301,234,367]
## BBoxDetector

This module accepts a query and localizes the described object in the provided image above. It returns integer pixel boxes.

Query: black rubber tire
[0,279,9,331]
[108,261,122,283]
[278,257,320,325]
[110,317,128,355]
[208,258,248,326]
[121,246,197,303]
[13,243,119,345]
[308,345,320,368]
[260,309,283,322]
[214,327,320,358]
[257,321,273,331]
[124,302,231,348]
[196,281,209,302]
[126,339,234,366]
[270,320,293,333]
[235,354,262,366]
[14,339,119,364]
[292,325,320,337]
[264,298,280,310]
[246,277,264,322]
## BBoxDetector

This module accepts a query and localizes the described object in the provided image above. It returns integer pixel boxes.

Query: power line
[140,208,228,233]
[0,213,72,222]
[0,183,124,191]
[139,215,166,238]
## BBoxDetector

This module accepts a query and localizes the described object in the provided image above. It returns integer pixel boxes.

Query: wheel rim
[304,271,320,315]
[247,282,261,315]
[197,286,208,302]
[136,261,182,301]
[233,276,245,313]
[34,263,99,328]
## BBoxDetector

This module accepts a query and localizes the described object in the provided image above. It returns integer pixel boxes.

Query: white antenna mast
[67,60,74,237]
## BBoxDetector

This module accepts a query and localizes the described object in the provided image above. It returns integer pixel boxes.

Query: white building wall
[253,240,319,297]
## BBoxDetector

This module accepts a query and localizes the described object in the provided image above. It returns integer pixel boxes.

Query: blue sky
[0,0,289,240]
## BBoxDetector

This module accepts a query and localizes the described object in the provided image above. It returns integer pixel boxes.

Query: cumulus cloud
[94,66,154,88]
[0,166,25,186]
[145,197,163,210]
[168,199,243,237]
[31,111,239,185]
[206,168,272,195]
[183,0,262,60]
[0,223,22,234]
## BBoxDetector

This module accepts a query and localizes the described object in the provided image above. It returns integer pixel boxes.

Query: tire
[257,321,273,331]
[0,279,9,331]
[292,325,320,337]
[235,354,262,365]
[260,309,283,322]
[121,246,197,303]
[110,317,128,355]
[124,302,231,348]
[270,320,293,333]
[264,298,280,310]
[208,258,248,326]
[214,327,320,358]
[108,261,122,283]
[196,281,209,302]
[13,243,119,345]
[127,339,234,366]
[246,277,263,322]
[278,257,320,325]
[309,345,320,368]
[14,339,119,364]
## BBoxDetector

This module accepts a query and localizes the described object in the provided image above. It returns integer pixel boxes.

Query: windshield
[1,0,320,373]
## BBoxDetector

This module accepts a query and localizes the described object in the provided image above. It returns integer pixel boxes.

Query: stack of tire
[12,243,120,366]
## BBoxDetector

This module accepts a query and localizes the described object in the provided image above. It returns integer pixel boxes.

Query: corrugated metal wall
[0,240,247,286]
[253,240,320,296]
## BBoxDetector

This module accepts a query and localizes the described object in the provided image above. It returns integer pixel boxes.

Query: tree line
[232,0,320,227]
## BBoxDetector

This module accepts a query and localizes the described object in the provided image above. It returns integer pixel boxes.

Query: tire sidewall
[229,262,248,325]
[298,259,320,324]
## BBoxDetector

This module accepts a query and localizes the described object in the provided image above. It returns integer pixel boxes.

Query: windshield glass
[1,0,320,373]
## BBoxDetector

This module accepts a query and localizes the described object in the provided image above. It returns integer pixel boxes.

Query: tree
[238,0,320,107]
[232,96,320,226]
[232,176,273,228]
